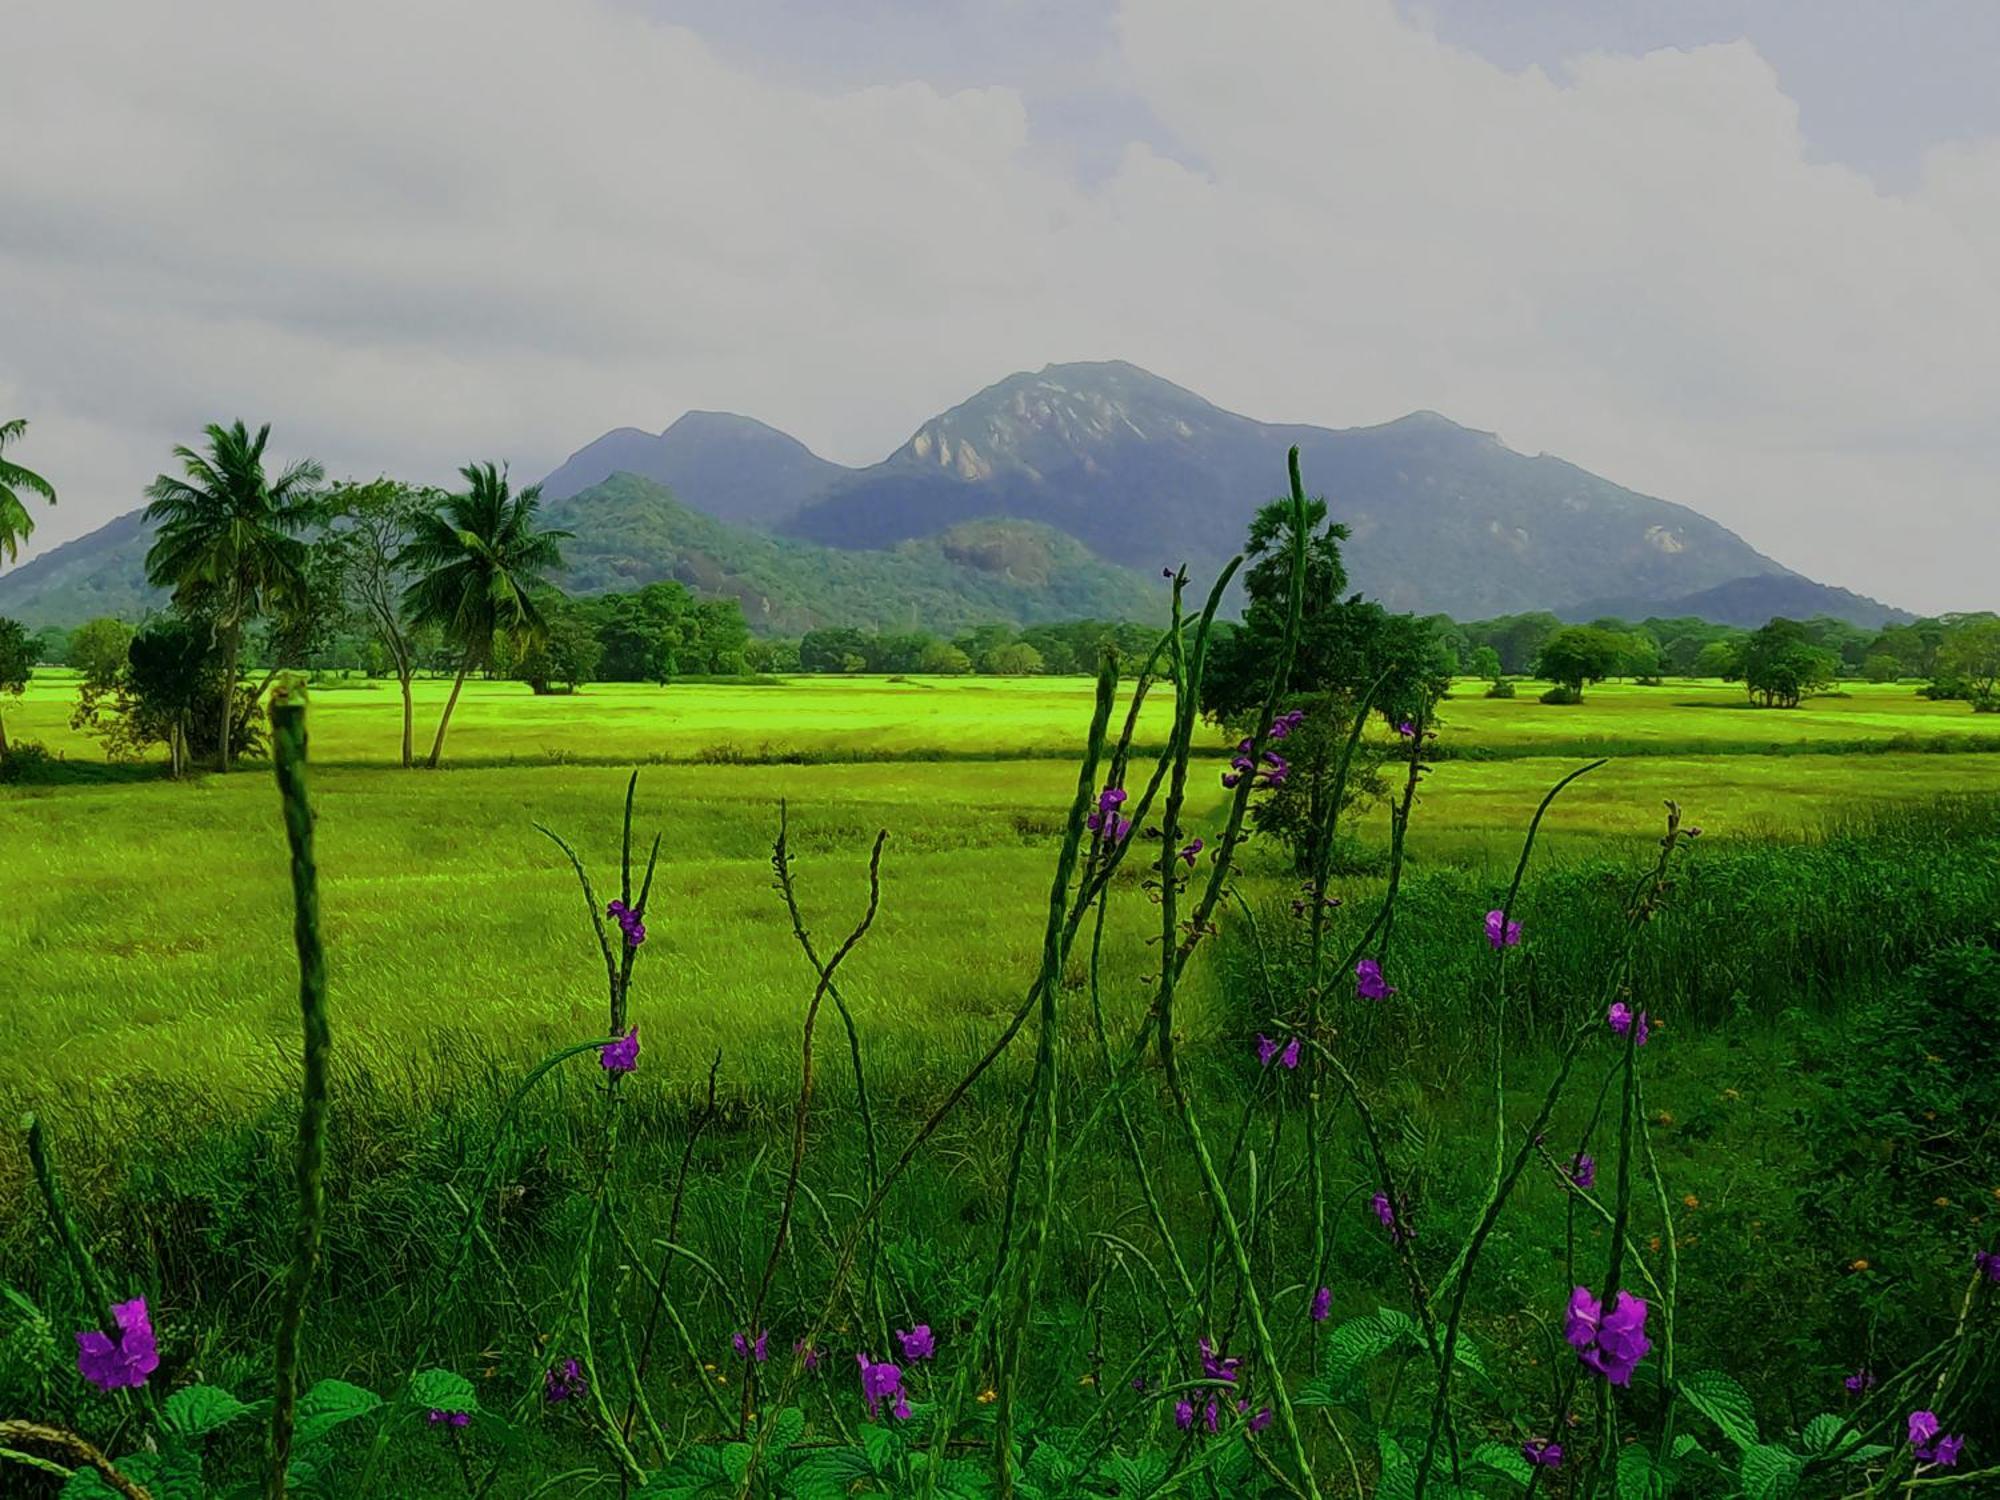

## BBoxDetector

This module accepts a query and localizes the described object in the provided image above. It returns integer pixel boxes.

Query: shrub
[1539,684,1581,704]
[0,740,58,784]
[1483,678,1516,699]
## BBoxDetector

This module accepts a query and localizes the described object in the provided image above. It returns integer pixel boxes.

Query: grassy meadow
[4,666,1998,1495]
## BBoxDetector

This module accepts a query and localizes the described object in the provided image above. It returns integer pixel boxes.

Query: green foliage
[1740,618,1839,708]
[1532,624,1624,698]
[0,418,58,565]
[64,618,135,689]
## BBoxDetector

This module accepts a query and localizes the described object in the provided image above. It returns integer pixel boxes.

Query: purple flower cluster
[794,1337,821,1372]
[1909,1410,1964,1467]
[428,1408,471,1428]
[1355,958,1396,1001]
[1371,1193,1411,1246]
[1844,1368,1876,1394]
[857,1352,911,1421]
[1607,1003,1651,1047]
[1222,713,1301,790]
[606,898,646,948]
[1255,1033,1300,1070]
[1975,1249,2000,1283]
[544,1357,586,1404]
[600,1025,640,1074]
[733,1327,769,1363]
[75,1296,158,1392]
[1172,1340,1269,1441]
[1310,1286,1332,1323]
[1087,786,1131,842]
[896,1324,934,1362]
[1177,837,1204,868]
[1564,1287,1652,1386]
[1268,709,1305,741]
[1522,1440,1563,1469]
[1485,909,1522,949]
[1395,720,1417,739]
[1567,1153,1596,1191]
[1198,1336,1241,1386]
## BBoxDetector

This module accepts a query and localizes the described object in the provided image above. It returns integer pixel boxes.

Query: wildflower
[1976,1249,2000,1283]
[1177,837,1204,867]
[75,1297,159,1393]
[599,1025,640,1074]
[1254,1031,1299,1071]
[1522,1440,1563,1468]
[1568,1153,1596,1191]
[793,1338,821,1372]
[732,1328,769,1364]
[1162,566,1176,578]
[978,1387,997,1404]
[1844,1369,1876,1394]
[1371,1193,1411,1245]
[1682,1194,1700,1210]
[1607,1003,1650,1046]
[1564,1287,1651,1386]
[1174,1399,1195,1430]
[856,1353,908,1420]
[1279,1037,1300,1070]
[1078,1371,1096,1386]
[1908,1411,1964,1466]
[1484,909,1523,949]
[896,1324,935,1362]
[1131,1375,1148,1393]
[1087,786,1131,842]
[1267,709,1305,741]
[1396,721,1416,738]
[1311,1286,1332,1323]
[1248,1406,1274,1434]
[1203,1398,1220,1433]
[1198,1336,1240,1385]
[544,1357,585,1404]
[1850,1259,1870,1273]
[428,1409,471,1428]
[1934,1195,1951,1207]
[1355,958,1396,1001]
[1256,1033,1280,1066]
[605,898,647,948]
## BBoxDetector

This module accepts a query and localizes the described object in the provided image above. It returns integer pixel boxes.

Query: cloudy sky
[3,0,1994,611]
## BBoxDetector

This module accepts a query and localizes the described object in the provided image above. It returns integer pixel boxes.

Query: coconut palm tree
[402,462,569,769]
[143,421,324,771]
[0,419,58,564]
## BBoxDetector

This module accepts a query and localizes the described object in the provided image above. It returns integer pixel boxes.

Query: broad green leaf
[1740,1444,1804,1500]
[1471,1440,1533,1486]
[62,1451,203,1500]
[635,1442,730,1498]
[766,1405,806,1452]
[1679,1368,1759,1451]
[1102,1450,1171,1497]
[164,1382,256,1439]
[860,1422,900,1474]
[408,1367,479,1415]
[294,1377,383,1447]
[721,1442,754,1484]
[785,1447,875,1500]
[1616,1446,1671,1500]
[1321,1312,1411,1398]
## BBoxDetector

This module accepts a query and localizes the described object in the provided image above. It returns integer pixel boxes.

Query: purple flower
[733,1328,769,1363]
[1845,1368,1876,1394]
[544,1357,585,1404]
[1130,1375,1147,1393]
[1909,1410,1964,1466]
[1267,709,1305,742]
[1256,1033,1280,1066]
[1565,1287,1652,1386]
[1372,1192,1395,1228]
[1177,838,1204,867]
[1568,1153,1596,1191]
[794,1338,821,1373]
[1174,1399,1195,1430]
[606,898,647,949]
[599,1025,640,1074]
[428,1408,471,1428]
[1355,958,1396,1001]
[857,1353,908,1420]
[75,1297,159,1393]
[1203,1398,1220,1433]
[896,1324,934,1362]
[1522,1440,1563,1468]
[1257,1033,1300,1070]
[1484,909,1523,949]
[1162,566,1176,578]
[1311,1286,1332,1323]
[1248,1406,1273,1434]
[1607,1003,1650,1047]
[1198,1337,1240,1385]
[1087,786,1132,842]
[1279,1037,1300,1070]
[1975,1249,2000,1283]
[1396,721,1417,738]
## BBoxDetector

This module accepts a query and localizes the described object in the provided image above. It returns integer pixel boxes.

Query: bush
[1974,695,1998,714]
[1539,684,1581,705]
[1483,678,1516,699]
[0,740,59,784]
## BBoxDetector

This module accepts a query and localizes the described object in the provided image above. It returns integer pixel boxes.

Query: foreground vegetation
[3,452,1995,1498]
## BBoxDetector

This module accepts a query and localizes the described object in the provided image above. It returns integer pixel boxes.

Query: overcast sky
[3,0,1994,611]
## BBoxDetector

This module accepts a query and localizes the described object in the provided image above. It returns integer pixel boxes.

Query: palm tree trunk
[217,623,240,773]
[399,669,415,769]
[0,705,9,759]
[425,652,473,769]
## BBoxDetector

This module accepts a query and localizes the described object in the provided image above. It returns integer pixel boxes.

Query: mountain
[1562,574,1913,631]
[538,410,849,526]
[546,473,1161,633]
[0,509,164,627]
[782,360,1827,620]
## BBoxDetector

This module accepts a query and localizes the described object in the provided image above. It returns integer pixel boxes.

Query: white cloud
[2,0,1993,609]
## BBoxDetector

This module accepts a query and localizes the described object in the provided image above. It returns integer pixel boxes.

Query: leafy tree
[1693,638,1742,680]
[510,599,603,694]
[918,640,972,675]
[746,637,800,674]
[324,478,434,766]
[0,419,57,563]
[1740,618,1839,708]
[401,462,569,768]
[1464,611,1562,675]
[799,627,871,673]
[0,616,32,757]
[67,617,137,688]
[1532,625,1624,701]
[1468,644,1503,683]
[981,641,1045,676]
[1863,652,1903,684]
[142,420,324,771]
[34,624,70,665]
[69,617,261,777]
[1937,616,2000,704]
[688,598,751,674]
